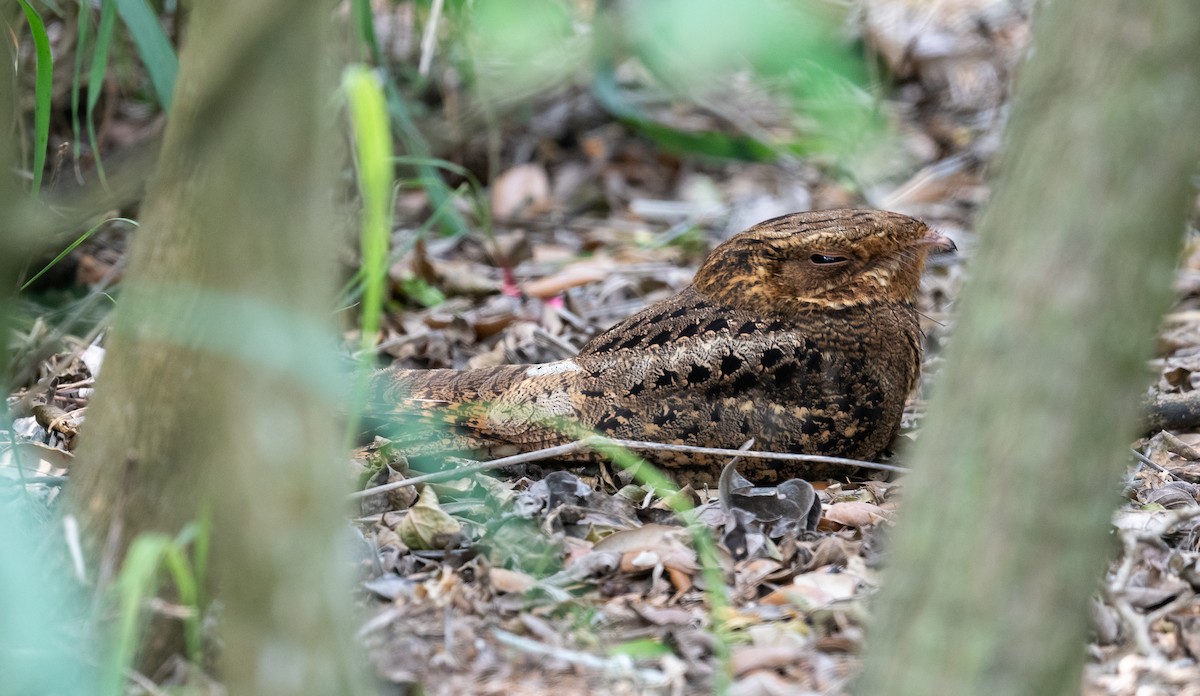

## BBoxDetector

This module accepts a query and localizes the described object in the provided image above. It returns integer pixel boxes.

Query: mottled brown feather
[371,208,952,484]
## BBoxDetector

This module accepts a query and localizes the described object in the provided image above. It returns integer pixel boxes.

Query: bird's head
[692,209,954,313]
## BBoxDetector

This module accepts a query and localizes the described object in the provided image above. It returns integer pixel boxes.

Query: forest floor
[7,1,1200,694]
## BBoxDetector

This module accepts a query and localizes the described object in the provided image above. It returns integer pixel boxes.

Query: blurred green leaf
[106,533,202,695]
[399,274,446,307]
[86,0,118,185]
[22,217,137,290]
[17,0,52,196]
[469,0,582,97]
[350,0,382,62]
[607,638,674,659]
[595,0,883,166]
[344,65,396,444]
[593,71,780,162]
[344,66,394,350]
[0,495,92,693]
[113,0,178,107]
[71,0,92,160]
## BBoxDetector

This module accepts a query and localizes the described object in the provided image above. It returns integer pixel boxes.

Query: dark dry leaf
[1141,483,1199,510]
[723,508,771,563]
[718,461,822,534]
[539,470,593,509]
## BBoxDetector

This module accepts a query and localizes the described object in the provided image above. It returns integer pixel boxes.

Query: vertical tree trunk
[3,7,92,691]
[859,3,1200,695]
[1,0,25,340]
[68,1,365,691]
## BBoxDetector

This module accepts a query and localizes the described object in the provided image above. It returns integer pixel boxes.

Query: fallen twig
[601,437,909,474]
[491,627,670,687]
[1104,505,1200,661]
[350,436,906,499]
[1144,391,1200,433]
[349,441,589,500]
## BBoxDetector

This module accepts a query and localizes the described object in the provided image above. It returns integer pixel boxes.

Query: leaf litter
[6,1,1200,693]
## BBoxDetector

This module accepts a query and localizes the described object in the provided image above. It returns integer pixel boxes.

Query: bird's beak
[917,229,957,254]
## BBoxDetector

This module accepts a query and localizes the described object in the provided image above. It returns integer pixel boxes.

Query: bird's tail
[364,364,566,457]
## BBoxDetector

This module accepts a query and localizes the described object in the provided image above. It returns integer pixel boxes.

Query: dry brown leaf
[489,567,537,594]
[396,487,462,550]
[1,441,74,472]
[521,259,615,299]
[762,569,859,609]
[597,523,698,577]
[822,501,890,529]
[665,565,693,594]
[730,645,808,677]
[429,259,503,297]
[630,603,696,626]
[491,163,551,219]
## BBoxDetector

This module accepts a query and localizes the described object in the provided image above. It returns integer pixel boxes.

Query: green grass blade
[379,81,472,238]
[160,545,201,663]
[343,65,395,440]
[113,0,178,108]
[345,66,393,353]
[17,0,53,196]
[21,217,137,290]
[189,508,210,611]
[86,0,118,186]
[104,531,206,693]
[349,0,382,63]
[71,0,93,160]
[336,182,459,307]
[105,534,171,696]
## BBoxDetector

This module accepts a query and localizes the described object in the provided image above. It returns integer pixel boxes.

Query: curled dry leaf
[804,536,861,571]
[397,486,462,550]
[1141,483,1199,510]
[665,566,693,594]
[521,259,615,299]
[1122,582,1189,612]
[429,258,504,298]
[730,645,809,678]
[718,461,823,534]
[595,523,699,578]
[629,603,697,627]
[489,567,537,594]
[562,550,621,579]
[491,163,551,220]
[821,501,890,529]
[0,441,74,473]
[762,569,860,609]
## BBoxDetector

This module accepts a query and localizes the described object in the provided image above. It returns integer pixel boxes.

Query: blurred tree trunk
[1,0,25,348]
[3,7,92,692]
[859,3,1200,695]
[68,0,365,692]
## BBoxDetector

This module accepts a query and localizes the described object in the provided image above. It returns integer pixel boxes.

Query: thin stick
[600,437,910,474]
[1130,447,1166,472]
[350,436,907,500]
[491,628,668,685]
[417,0,444,77]
[349,440,589,500]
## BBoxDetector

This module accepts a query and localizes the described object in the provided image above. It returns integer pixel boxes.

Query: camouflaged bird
[371,209,955,484]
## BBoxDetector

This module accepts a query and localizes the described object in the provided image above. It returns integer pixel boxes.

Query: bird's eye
[809,254,849,265]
